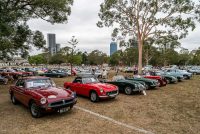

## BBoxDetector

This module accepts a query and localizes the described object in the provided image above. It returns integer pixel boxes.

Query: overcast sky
[28,0,200,55]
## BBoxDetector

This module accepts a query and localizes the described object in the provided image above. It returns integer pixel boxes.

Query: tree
[67,36,79,73]
[49,53,66,65]
[192,48,200,65]
[0,0,73,59]
[97,0,198,74]
[109,50,123,65]
[28,54,47,65]
[88,50,109,65]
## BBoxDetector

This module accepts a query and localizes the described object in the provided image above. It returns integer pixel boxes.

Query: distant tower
[110,42,117,56]
[47,33,56,55]
[56,44,61,52]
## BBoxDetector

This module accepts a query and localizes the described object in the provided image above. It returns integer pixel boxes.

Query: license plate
[58,107,70,113]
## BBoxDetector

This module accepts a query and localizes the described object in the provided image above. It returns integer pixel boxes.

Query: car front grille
[49,98,74,107]
[106,90,118,96]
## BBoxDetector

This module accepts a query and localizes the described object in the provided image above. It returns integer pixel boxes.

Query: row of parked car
[8,67,193,118]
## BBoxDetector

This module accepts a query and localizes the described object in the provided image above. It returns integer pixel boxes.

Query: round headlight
[40,98,47,104]
[71,92,76,98]
[100,88,104,93]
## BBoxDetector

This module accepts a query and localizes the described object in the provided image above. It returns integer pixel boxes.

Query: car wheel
[146,84,150,90]
[124,87,132,95]
[57,75,61,78]
[11,94,18,105]
[90,91,99,102]
[30,102,42,118]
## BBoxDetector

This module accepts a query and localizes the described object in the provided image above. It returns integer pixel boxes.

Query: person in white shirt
[102,69,108,79]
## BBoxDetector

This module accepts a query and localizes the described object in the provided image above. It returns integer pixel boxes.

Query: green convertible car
[126,76,159,89]
[104,75,147,95]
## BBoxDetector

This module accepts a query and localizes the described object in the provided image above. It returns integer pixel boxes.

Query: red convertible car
[9,76,77,118]
[144,75,167,87]
[64,75,119,102]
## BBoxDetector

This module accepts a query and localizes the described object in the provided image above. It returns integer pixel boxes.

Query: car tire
[90,91,99,102]
[146,84,150,90]
[30,102,42,118]
[57,75,61,78]
[124,87,132,95]
[11,94,18,105]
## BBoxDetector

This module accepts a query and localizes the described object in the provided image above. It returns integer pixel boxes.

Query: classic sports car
[40,70,68,78]
[165,69,192,79]
[104,75,146,95]
[64,75,119,102]
[13,68,33,76]
[126,76,159,89]
[149,71,178,84]
[144,75,167,87]
[9,76,77,118]
[0,69,23,79]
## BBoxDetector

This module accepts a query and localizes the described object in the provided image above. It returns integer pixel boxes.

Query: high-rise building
[110,42,117,56]
[56,44,61,52]
[47,33,56,55]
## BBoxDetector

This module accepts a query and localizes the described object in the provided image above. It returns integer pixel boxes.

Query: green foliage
[88,50,109,65]
[0,0,73,59]
[72,55,82,65]
[97,0,199,73]
[49,53,66,65]
[28,54,47,65]
[191,48,200,65]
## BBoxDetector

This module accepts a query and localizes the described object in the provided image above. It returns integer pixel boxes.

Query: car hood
[32,87,72,99]
[89,83,118,92]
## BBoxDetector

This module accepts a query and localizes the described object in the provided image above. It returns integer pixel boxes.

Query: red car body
[14,69,33,76]
[144,75,167,87]
[9,76,77,118]
[64,76,119,102]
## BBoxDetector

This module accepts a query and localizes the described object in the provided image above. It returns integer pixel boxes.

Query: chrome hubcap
[125,87,132,95]
[31,104,37,116]
[91,92,97,101]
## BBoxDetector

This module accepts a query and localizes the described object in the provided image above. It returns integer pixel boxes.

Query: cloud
[28,0,200,55]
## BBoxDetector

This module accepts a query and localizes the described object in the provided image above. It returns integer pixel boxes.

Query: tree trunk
[138,38,143,75]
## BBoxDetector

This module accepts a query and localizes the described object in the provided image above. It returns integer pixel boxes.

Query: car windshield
[82,77,99,83]
[26,79,56,89]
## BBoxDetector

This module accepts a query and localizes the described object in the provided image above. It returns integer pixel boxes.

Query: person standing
[0,75,8,85]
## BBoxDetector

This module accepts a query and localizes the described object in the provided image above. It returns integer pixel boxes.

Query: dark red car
[64,75,119,102]
[9,76,77,118]
[144,75,167,87]
[13,68,33,76]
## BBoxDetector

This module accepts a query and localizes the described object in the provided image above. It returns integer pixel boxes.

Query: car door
[14,80,27,105]
[71,78,82,95]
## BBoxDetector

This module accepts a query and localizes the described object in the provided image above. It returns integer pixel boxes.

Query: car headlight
[71,92,76,98]
[100,88,104,93]
[40,97,47,104]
